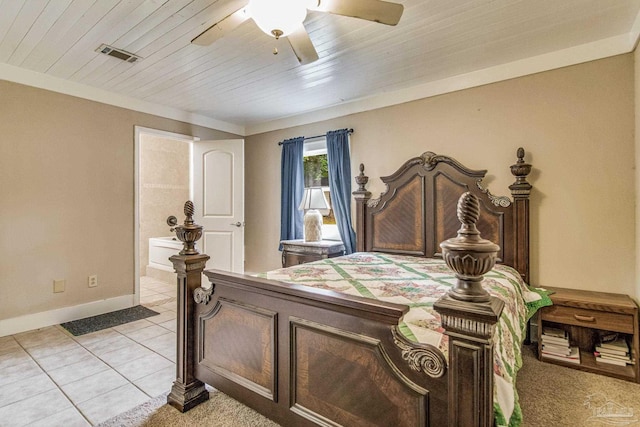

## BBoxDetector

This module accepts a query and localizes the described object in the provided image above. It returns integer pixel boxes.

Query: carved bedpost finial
[355,163,369,192]
[509,147,532,199]
[184,201,195,224]
[457,191,480,235]
[440,192,500,302]
[168,201,203,255]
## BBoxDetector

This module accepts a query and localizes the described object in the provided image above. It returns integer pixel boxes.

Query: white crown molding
[0,295,135,337]
[245,33,635,136]
[0,62,245,136]
[630,6,640,50]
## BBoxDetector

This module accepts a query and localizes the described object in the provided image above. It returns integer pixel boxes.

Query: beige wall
[139,135,190,276]
[245,54,637,297]
[0,80,239,321]
[636,47,640,302]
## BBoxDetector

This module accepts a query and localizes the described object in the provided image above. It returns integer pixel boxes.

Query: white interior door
[191,139,244,273]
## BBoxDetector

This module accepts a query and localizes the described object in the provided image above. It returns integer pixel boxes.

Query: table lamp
[299,187,329,242]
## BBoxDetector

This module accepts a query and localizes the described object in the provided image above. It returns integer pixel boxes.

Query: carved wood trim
[475,179,511,208]
[193,285,213,305]
[391,327,446,378]
[434,296,504,339]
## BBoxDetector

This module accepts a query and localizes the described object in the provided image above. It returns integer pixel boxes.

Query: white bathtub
[148,236,182,271]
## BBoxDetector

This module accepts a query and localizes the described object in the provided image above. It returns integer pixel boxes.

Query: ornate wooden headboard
[353,147,532,283]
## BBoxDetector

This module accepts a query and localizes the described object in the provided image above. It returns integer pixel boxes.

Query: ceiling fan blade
[287,25,319,65]
[313,0,404,26]
[191,7,250,46]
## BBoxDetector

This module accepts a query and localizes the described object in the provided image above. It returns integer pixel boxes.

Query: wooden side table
[280,239,345,268]
[537,286,639,382]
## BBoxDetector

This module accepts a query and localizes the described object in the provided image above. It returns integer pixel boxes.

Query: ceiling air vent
[96,44,141,63]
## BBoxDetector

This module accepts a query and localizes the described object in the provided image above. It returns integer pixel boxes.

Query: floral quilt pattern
[263,252,551,427]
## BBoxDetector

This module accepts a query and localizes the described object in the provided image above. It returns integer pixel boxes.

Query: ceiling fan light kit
[249,0,308,38]
[192,0,404,64]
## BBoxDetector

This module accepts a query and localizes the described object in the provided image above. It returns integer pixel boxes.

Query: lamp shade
[299,187,329,211]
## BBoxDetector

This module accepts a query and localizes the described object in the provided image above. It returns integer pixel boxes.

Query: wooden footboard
[167,262,502,427]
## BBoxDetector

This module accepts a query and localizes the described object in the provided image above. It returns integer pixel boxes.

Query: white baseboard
[0,294,136,337]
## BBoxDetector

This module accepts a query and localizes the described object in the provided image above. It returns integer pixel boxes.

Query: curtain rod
[278,128,354,145]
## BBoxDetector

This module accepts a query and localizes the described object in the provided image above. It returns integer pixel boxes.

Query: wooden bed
[165,148,534,427]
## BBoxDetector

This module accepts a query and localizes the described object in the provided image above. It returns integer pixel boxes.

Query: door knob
[230,222,243,227]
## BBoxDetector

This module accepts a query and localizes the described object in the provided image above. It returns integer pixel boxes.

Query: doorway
[134,127,198,306]
[134,127,245,307]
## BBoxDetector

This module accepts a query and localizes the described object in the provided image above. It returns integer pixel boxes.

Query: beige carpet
[99,345,640,426]
[518,345,640,426]
[96,387,279,427]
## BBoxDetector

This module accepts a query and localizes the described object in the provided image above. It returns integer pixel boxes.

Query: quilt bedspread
[263,252,551,427]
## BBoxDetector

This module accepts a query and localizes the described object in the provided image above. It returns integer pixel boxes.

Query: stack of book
[541,326,580,364]
[594,333,634,367]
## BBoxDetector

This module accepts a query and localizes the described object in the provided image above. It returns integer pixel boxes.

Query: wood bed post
[166,202,210,412]
[353,163,371,252]
[509,147,532,284]
[434,192,505,427]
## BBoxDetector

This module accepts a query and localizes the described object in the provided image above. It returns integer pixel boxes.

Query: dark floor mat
[60,305,159,336]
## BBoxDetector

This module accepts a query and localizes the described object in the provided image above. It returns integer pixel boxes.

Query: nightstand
[280,239,345,268]
[537,286,639,382]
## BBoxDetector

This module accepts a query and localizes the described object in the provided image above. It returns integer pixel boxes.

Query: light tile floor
[0,276,178,426]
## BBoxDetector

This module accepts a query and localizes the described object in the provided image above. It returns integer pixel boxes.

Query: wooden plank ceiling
[0,0,638,131]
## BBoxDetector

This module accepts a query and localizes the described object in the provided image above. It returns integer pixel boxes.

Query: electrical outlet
[53,279,65,293]
[88,275,98,287]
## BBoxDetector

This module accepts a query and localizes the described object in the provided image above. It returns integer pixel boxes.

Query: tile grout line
[53,323,175,425]
[108,330,175,409]
[10,334,94,427]
[67,314,177,415]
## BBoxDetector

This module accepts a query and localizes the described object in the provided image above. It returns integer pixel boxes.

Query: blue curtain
[326,129,356,254]
[279,137,305,250]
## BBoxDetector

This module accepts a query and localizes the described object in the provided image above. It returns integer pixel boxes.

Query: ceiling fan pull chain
[273,31,282,55]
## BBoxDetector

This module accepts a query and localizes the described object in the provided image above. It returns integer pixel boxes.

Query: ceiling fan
[191,0,404,65]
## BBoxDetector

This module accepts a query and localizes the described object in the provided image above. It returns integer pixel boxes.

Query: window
[303,139,340,240]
